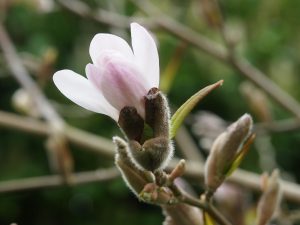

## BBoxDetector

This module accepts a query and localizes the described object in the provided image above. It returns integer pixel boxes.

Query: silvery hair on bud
[120,88,174,172]
[113,136,149,195]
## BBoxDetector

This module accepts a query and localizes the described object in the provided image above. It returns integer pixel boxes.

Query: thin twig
[168,159,300,205]
[0,22,75,180]
[169,181,231,225]
[0,23,63,125]
[0,168,119,193]
[0,110,115,157]
[254,118,300,134]
[1,111,300,203]
[175,126,204,162]
[55,0,157,29]
[180,192,232,225]
[130,0,300,118]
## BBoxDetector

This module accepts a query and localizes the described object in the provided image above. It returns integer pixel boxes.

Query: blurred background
[1,0,300,224]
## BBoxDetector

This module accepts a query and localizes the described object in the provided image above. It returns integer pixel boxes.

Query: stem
[0,168,119,193]
[55,0,157,29]
[0,21,74,179]
[1,111,300,203]
[180,193,232,225]
[0,23,63,125]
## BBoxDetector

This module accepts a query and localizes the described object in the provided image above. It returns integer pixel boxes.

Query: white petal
[89,33,134,65]
[53,70,119,121]
[131,23,159,88]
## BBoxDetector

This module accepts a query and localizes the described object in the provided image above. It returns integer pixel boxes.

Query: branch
[55,0,157,29]
[0,23,63,125]
[1,111,300,204]
[175,126,204,162]
[0,110,115,158]
[0,168,119,193]
[177,160,300,205]
[180,193,231,225]
[169,181,231,225]
[254,118,300,134]
[0,22,75,179]
[130,0,300,118]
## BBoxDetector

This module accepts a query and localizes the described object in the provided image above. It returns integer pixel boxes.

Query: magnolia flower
[53,23,159,121]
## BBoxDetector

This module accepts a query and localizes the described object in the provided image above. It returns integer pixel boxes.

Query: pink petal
[131,23,159,88]
[53,70,119,121]
[89,33,134,66]
[86,63,103,89]
[96,57,148,118]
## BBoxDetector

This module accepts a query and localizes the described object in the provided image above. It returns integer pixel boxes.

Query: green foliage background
[1,0,300,224]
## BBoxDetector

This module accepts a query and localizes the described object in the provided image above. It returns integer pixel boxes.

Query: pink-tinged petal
[98,57,148,118]
[89,33,134,65]
[131,23,159,88]
[53,70,119,121]
[86,63,103,89]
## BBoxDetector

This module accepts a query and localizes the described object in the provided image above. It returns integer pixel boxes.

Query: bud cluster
[114,88,179,203]
[117,87,173,172]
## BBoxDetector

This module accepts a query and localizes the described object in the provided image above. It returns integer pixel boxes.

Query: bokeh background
[1,0,300,224]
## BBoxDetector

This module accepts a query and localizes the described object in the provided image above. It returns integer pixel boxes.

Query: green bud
[204,114,253,194]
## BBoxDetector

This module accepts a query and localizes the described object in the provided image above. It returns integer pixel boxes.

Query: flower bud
[139,183,177,205]
[256,170,281,225]
[204,114,253,193]
[168,159,186,184]
[118,106,144,142]
[113,136,149,195]
[128,137,173,171]
[124,88,173,172]
[145,87,170,138]
[12,89,40,117]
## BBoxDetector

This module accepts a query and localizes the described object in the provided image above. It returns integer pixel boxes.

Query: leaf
[203,211,216,225]
[225,133,256,177]
[170,80,223,139]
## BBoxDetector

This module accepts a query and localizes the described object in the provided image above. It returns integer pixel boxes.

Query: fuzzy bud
[145,87,170,138]
[168,159,186,184]
[113,136,150,195]
[139,183,177,205]
[122,88,173,172]
[256,170,281,225]
[118,106,144,142]
[204,114,253,193]
[128,137,172,171]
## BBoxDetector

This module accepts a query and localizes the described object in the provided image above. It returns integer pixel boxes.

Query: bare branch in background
[0,168,119,193]
[175,126,204,162]
[0,22,73,180]
[1,2,300,224]
[0,23,63,124]
[130,0,300,119]
[0,110,115,157]
[55,0,158,29]
[1,111,300,203]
